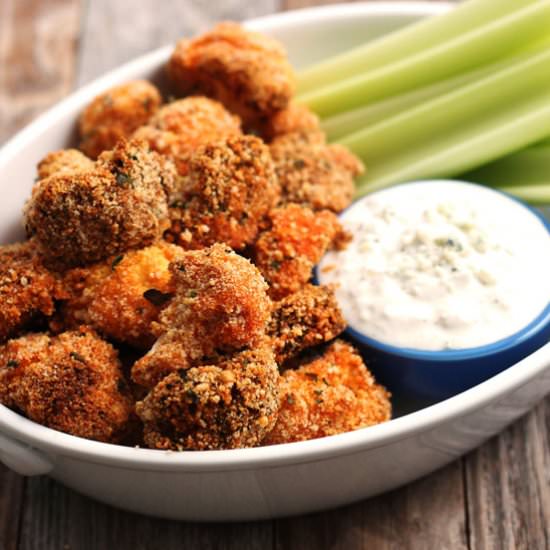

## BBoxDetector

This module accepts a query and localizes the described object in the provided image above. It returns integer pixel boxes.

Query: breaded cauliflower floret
[57,242,184,348]
[79,80,162,158]
[168,22,295,128]
[25,140,170,269]
[261,102,322,142]
[136,344,279,450]
[270,133,364,213]
[132,243,271,389]
[264,340,391,445]
[268,284,346,365]
[0,328,133,443]
[0,241,59,343]
[165,135,280,251]
[37,149,94,181]
[253,204,350,300]
[133,97,241,177]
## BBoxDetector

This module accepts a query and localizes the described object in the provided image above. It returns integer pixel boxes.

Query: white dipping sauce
[318,181,550,351]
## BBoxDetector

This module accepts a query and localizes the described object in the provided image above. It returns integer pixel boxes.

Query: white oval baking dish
[1,2,550,521]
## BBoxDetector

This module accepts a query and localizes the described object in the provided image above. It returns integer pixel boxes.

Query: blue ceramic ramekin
[315,181,550,401]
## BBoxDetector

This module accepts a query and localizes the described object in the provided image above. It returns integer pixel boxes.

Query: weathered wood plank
[18,475,274,550]
[275,461,468,550]
[76,0,279,87]
[465,398,550,550]
[0,0,81,144]
[0,465,24,550]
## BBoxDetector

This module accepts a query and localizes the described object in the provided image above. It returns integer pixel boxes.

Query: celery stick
[498,184,550,205]
[322,62,504,141]
[298,0,541,94]
[342,46,550,162]
[298,1,550,117]
[464,145,550,187]
[341,46,550,196]
[355,95,550,197]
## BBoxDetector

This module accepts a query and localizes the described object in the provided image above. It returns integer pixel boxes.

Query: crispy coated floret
[37,149,94,180]
[0,328,133,443]
[264,340,391,445]
[270,133,364,213]
[136,345,279,450]
[0,241,59,343]
[268,284,346,365]
[168,22,295,128]
[261,102,322,142]
[165,135,280,250]
[57,242,184,348]
[79,80,162,158]
[253,204,350,300]
[25,140,169,269]
[132,244,271,388]
[133,97,242,177]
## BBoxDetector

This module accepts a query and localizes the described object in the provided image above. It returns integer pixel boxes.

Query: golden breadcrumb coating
[79,80,162,158]
[270,132,364,213]
[133,97,242,177]
[0,328,133,443]
[261,102,322,142]
[264,340,391,445]
[253,204,350,300]
[136,344,279,450]
[132,243,271,389]
[164,135,280,251]
[268,284,346,365]
[25,140,169,269]
[57,242,184,348]
[168,22,295,128]
[37,149,94,181]
[0,241,59,343]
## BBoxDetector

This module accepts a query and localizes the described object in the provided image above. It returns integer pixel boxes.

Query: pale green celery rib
[341,46,550,161]
[297,0,541,94]
[342,47,550,196]
[298,1,550,117]
[497,184,550,205]
[463,146,550,187]
[321,62,502,141]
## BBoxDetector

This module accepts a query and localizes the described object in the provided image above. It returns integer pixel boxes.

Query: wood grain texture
[465,399,550,550]
[0,465,24,550]
[275,461,468,550]
[0,0,81,143]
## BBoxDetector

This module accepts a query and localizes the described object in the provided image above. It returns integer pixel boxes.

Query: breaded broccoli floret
[136,344,279,450]
[133,97,242,177]
[253,204,350,300]
[165,135,280,251]
[168,22,295,128]
[0,328,133,443]
[270,133,364,213]
[57,242,184,348]
[264,340,391,445]
[37,149,94,181]
[131,243,271,388]
[261,102,322,143]
[268,284,347,365]
[0,241,59,343]
[25,140,170,269]
[79,80,162,158]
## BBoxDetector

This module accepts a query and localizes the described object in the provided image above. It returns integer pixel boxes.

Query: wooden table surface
[1,1,549,548]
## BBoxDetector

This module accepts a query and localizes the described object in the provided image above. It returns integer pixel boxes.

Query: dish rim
[4,0,549,473]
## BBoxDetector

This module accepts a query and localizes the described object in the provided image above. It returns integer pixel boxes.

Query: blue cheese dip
[318,180,550,351]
